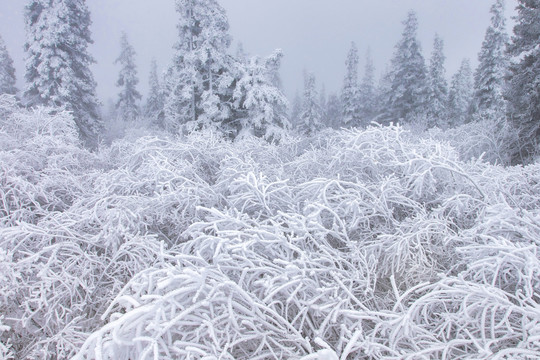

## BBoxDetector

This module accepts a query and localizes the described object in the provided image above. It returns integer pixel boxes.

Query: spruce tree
[299,72,323,135]
[164,0,233,133]
[145,59,165,127]
[387,11,428,123]
[426,34,449,126]
[24,0,102,146]
[290,91,302,129]
[319,84,328,126]
[448,59,473,127]
[358,48,376,126]
[326,93,342,129]
[341,42,361,127]
[506,0,540,162]
[233,50,289,141]
[0,34,17,95]
[115,32,141,121]
[473,0,509,115]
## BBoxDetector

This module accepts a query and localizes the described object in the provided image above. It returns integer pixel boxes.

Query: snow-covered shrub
[427,112,518,165]
[1,104,539,359]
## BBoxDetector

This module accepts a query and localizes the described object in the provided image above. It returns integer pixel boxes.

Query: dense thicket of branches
[0,95,538,359]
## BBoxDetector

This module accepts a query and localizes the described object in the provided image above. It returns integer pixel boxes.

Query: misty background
[0,0,518,103]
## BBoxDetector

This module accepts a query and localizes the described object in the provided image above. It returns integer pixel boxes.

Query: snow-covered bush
[1,100,539,359]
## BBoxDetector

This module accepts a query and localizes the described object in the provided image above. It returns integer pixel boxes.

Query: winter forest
[0,0,539,358]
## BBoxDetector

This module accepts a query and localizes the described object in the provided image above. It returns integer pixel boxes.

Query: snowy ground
[1,95,539,359]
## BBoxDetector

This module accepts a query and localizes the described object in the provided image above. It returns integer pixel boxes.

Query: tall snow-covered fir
[23,0,102,147]
[448,59,473,127]
[387,11,428,123]
[426,34,448,126]
[0,34,17,95]
[232,50,290,141]
[115,32,141,122]
[358,49,376,126]
[145,59,165,127]
[299,72,322,135]
[506,0,540,162]
[164,0,234,133]
[473,0,509,116]
[341,42,360,127]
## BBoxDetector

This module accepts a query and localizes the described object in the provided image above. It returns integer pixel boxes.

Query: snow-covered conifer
[387,11,428,122]
[299,72,323,135]
[115,32,141,122]
[358,48,376,126]
[145,59,165,127]
[290,91,302,129]
[373,66,394,124]
[320,84,328,125]
[0,34,17,95]
[164,0,233,132]
[24,0,102,147]
[326,93,342,129]
[506,0,540,162]
[341,42,361,127]
[426,34,449,126]
[448,59,473,127]
[473,0,509,115]
[233,50,290,141]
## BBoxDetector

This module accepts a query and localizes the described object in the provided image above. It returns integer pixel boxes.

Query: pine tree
[24,0,102,147]
[164,0,233,133]
[319,84,328,126]
[373,66,394,125]
[358,48,376,126]
[290,91,302,129]
[448,59,473,127]
[506,0,540,162]
[0,34,17,95]
[145,59,165,127]
[233,50,290,141]
[473,0,509,115]
[387,11,428,123]
[115,32,141,121]
[326,93,342,129]
[264,48,283,90]
[299,72,322,135]
[426,34,449,126]
[341,42,361,127]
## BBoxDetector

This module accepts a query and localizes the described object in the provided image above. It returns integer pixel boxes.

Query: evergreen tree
[326,93,342,129]
[145,59,165,127]
[24,0,102,146]
[164,0,233,133]
[358,48,376,126]
[448,59,473,127]
[290,91,302,129]
[373,66,394,125]
[233,50,289,141]
[319,84,328,125]
[115,32,141,121]
[426,34,449,126]
[506,0,540,162]
[299,72,322,135]
[473,0,509,115]
[264,48,283,90]
[0,34,17,95]
[387,11,428,123]
[341,41,361,127]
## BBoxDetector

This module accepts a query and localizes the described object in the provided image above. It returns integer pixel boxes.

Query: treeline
[294,0,539,164]
[0,0,539,163]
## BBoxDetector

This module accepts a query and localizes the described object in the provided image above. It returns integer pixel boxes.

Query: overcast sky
[0,0,518,104]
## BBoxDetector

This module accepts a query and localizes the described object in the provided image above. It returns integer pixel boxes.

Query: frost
[0,96,539,359]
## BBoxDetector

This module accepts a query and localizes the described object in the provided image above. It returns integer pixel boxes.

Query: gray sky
[0,0,518,104]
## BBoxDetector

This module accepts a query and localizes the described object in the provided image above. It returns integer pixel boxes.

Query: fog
[0,0,517,102]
